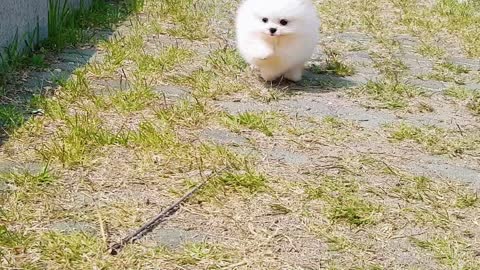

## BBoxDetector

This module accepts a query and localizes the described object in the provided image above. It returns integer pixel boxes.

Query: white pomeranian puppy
[235,0,320,82]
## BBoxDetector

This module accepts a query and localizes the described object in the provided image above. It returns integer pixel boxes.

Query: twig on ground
[109,169,223,255]
[96,203,108,245]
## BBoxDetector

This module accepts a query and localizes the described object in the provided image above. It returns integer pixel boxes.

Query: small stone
[31,109,44,116]
[54,68,62,73]
[0,181,16,192]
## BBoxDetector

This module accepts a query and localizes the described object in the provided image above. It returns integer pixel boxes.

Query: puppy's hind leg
[284,64,304,82]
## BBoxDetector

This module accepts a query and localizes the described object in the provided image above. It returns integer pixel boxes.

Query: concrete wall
[0,0,92,52]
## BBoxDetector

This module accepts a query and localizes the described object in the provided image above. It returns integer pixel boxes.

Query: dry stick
[109,170,219,255]
[96,204,108,245]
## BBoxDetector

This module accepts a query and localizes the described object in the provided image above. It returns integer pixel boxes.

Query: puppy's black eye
[280,19,288,26]
[262,18,268,23]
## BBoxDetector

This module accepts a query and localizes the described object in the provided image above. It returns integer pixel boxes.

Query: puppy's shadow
[264,66,357,94]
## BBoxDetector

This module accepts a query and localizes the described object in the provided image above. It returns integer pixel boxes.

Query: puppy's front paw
[260,69,280,81]
[253,47,274,61]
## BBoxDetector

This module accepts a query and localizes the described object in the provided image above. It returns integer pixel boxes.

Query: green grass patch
[0,165,56,203]
[0,226,36,268]
[444,86,472,100]
[60,69,94,101]
[198,144,252,171]
[421,61,470,84]
[329,196,380,226]
[171,68,247,99]
[320,116,358,143]
[40,113,130,166]
[0,31,24,85]
[433,0,480,57]
[353,79,423,109]
[172,69,214,95]
[155,0,212,41]
[30,95,68,120]
[157,99,211,128]
[46,0,144,51]
[4,165,54,189]
[222,111,279,136]
[417,43,446,59]
[318,0,355,33]
[306,177,381,226]
[350,53,422,109]
[207,48,247,76]
[394,0,480,57]
[393,175,433,202]
[0,0,143,86]
[412,235,480,269]
[0,225,29,249]
[39,232,104,269]
[132,124,249,172]
[95,33,144,76]
[324,59,355,77]
[135,46,194,77]
[443,86,480,115]
[439,62,470,74]
[289,116,358,145]
[393,174,478,210]
[215,171,267,193]
[199,171,267,200]
[132,121,182,151]
[312,226,355,252]
[111,82,157,112]
[467,92,480,115]
[372,54,408,79]
[387,123,479,156]
[455,193,478,209]
[310,49,355,77]
[324,49,355,77]
[175,243,233,266]
[0,105,24,132]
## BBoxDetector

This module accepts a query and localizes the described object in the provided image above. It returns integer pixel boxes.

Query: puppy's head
[244,0,318,38]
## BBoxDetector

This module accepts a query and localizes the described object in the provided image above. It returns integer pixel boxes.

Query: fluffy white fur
[235,0,320,82]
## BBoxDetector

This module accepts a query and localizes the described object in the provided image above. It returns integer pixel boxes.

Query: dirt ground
[1,0,479,269]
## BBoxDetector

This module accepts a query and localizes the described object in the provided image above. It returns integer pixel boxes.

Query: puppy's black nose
[269,28,277,34]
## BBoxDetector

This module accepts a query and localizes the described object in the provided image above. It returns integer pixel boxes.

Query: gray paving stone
[200,128,248,146]
[0,161,45,175]
[275,96,397,128]
[447,57,480,70]
[402,53,434,75]
[154,85,191,100]
[404,157,480,188]
[335,32,372,43]
[408,78,449,92]
[266,147,310,166]
[216,100,269,114]
[49,221,97,235]
[345,51,374,65]
[143,228,205,249]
